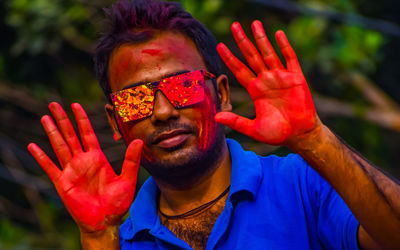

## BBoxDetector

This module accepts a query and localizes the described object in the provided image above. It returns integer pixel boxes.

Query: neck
[155,140,231,216]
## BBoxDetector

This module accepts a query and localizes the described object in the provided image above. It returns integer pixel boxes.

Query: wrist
[80,225,120,250]
[285,119,328,154]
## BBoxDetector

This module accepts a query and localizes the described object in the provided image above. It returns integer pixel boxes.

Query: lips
[152,129,192,149]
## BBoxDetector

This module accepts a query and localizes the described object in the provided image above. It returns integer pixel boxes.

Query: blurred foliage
[0,0,399,248]
[6,0,93,55]
[288,17,383,74]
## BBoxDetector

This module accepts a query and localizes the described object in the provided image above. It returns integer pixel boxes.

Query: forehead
[108,31,207,92]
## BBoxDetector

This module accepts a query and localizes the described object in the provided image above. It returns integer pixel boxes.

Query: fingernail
[133,139,143,146]
[71,103,81,109]
[48,102,56,109]
[217,43,227,52]
[41,115,48,122]
[113,134,119,141]
[231,22,241,31]
[252,20,261,29]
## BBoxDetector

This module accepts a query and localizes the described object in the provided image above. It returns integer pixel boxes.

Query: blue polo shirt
[119,139,359,249]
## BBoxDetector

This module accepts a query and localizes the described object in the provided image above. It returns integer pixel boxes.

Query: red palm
[216,21,318,145]
[28,102,143,232]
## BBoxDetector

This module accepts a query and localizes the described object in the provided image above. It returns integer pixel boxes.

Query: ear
[216,74,232,112]
[105,104,123,141]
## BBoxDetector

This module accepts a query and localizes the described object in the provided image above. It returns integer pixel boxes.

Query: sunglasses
[110,70,216,122]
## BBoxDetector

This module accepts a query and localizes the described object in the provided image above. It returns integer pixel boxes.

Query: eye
[183,80,192,87]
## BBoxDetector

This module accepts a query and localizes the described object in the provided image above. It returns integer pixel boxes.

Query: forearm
[337,132,400,213]
[80,226,120,250]
[288,124,400,249]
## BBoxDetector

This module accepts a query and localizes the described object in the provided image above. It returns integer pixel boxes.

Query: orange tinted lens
[111,84,154,122]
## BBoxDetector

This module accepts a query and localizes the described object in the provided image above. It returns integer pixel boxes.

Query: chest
[159,196,227,250]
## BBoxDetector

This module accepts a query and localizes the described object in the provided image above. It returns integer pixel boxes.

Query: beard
[140,121,226,188]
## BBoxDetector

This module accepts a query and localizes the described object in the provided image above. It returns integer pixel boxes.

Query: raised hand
[27,102,143,233]
[216,21,319,145]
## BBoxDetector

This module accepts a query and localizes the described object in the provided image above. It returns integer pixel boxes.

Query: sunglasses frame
[110,69,216,122]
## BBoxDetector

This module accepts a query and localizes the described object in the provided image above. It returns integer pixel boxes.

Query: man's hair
[94,0,221,103]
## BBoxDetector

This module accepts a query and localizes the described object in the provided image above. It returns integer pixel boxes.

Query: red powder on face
[113,56,133,81]
[109,49,140,88]
[141,49,162,56]
[195,87,218,152]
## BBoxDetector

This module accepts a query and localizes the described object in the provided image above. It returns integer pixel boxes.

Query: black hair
[94,0,221,103]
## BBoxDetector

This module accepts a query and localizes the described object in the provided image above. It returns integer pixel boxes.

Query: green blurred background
[0,0,399,248]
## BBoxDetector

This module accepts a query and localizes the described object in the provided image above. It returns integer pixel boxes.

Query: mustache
[146,122,198,145]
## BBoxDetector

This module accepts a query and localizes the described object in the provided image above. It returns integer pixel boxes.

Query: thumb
[120,139,143,182]
[215,112,255,137]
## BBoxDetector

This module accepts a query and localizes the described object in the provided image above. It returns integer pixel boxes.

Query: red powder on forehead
[114,54,133,75]
[109,49,140,87]
[141,49,162,56]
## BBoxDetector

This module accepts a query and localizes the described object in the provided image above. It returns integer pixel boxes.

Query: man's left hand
[216,21,319,145]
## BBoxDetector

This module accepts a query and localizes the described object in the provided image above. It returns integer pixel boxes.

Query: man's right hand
[27,102,143,234]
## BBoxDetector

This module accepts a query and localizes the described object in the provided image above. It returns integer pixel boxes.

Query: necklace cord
[158,185,231,219]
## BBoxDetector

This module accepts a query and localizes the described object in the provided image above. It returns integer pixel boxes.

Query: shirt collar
[120,177,159,240]
[120,138,263,240]
[226,138,262,200]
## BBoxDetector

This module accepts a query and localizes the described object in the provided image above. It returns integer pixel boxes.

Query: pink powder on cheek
[194,87,218,151]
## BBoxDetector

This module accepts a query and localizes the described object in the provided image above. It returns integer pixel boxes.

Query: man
[27,0,400,249]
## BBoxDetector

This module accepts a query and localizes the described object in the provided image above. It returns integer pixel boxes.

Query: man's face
[106,31,229,182]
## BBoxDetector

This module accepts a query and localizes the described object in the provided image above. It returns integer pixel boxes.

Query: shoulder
[257,153,327,197]
[258,153,311,178]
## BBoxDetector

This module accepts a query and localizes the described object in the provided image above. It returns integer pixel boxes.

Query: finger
[71,103,100,151]
[251,20,284,70]
[27,143,62,183]
[215,112,255,138]
[41,115,72,168]
[217,42,255,89]
[231,22,267,74]
[121,139,143,182]
[275,30,302,73]
[49,102,83,155]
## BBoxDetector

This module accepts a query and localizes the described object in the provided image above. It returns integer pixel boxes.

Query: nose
[150,90,180,123]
